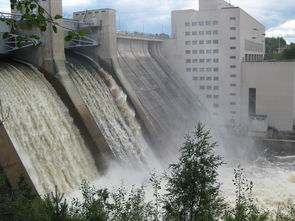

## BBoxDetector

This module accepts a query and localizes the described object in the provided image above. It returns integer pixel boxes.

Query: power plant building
[162,0,265,126]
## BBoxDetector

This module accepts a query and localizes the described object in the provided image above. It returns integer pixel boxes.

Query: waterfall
[0,61,99,195]
[67,55,151,167]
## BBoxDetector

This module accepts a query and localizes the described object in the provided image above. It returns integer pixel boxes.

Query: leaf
[52,25,57,33]
[38,6,45,14]
[24,23,33,30]
[2,32,9,39]
[78,30,85,36]
[54,15,63,20]
[64,35,73,42]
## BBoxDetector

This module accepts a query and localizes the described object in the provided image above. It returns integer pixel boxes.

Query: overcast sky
[0,0,294,43]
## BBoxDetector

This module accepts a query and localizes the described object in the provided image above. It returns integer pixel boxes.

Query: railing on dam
[116,30,169,42]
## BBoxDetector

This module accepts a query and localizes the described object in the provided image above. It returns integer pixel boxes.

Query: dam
[0,2,202,194]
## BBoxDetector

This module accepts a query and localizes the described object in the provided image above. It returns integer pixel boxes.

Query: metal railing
[116,30,170,40]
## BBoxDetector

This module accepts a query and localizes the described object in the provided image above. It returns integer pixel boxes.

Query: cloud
[266,19,295,43]
[63,0,91,7]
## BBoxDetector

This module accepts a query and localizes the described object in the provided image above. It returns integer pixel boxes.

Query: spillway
[0,61,99,195]
[66,55,149,167]
[115,38,203,152]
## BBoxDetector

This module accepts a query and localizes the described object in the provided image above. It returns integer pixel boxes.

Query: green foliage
[223,167,269,221]
[282,43,295,60]
[265,37,287,54]
[276,201,295,221]
[164,122,225,221]
[0,0,85,47]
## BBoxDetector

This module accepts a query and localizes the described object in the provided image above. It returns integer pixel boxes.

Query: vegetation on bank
[265,37,295,61]
[0,122,295,221]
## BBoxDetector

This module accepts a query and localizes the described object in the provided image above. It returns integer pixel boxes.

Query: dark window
[249,88,256,116]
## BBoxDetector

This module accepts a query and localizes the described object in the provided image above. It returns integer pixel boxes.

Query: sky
[0,0,294,43]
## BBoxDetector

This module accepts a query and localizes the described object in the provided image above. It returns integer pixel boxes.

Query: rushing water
[67,56,151,167]
[0,61,99,195]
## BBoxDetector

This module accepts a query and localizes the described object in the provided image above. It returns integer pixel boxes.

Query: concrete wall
[241,61,295,132]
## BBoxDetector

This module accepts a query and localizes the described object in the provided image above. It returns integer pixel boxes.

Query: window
[230,37,236,40]
[186,68,191,72]
[200,68,205,72]
[192,22,198,26]
[192,50,198,54]
[185,59,191,63]
[192,59,198,63]
[199,50,205,54]
[206,58,211,63]
[205,20,211,25]
[230,83,237,87]
[185,22,190,26]
[213,103,219,108]
[199,59,205,63]
[199,21,204,26]
[213,68,219,72]
[206,30,212,35]
[193,76,198,80]
[213,85,219,90]
[185,50,191,54]
[192,40,198,45]
[192,31,198,35]
[206,76,212,81]
[230,93,236,96]
[230,74,237,78]
[200,85,205,90]
[206,67,212,72]
[199,31,204,35]
[200,76,205,81]
[230,27,236,30]
[230,111,237,114]
[213,95,219,99]
[230,102,236,105]
[213,76,219,81]
[230,17,236,20]
[213,49,219,54]
[230,65,236,68]
[207,94,212,99]
[230,56,236,59]
[213,40,219,44]
[213,20,218,25]
[199,40,204,44]
[230,46,237,50]
[206,40,212,44]
[185,31,191,36]
[207,85,212,90]
[213,58,219,63]
[185,41,191,45]
[213,30,218,35]
[193,68,198,72]
[206,49,212,54]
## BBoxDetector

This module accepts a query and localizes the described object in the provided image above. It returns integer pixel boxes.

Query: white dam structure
[0,2,202,194]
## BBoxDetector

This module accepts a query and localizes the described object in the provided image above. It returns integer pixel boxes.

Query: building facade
[162,0,265,126]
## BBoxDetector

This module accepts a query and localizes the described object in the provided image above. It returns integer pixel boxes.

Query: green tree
[1,0,84,47]
[265,37,287,54]
[163,122,225,221]
[224,167,268,221]
[282,43,295,59]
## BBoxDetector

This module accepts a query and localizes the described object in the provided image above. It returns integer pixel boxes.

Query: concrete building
[241,61,295,133]
[162,0,265,126]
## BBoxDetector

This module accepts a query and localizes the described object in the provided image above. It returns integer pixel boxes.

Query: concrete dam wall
[114,38,203,151]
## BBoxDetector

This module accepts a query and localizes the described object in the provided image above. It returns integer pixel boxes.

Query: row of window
[185,40,219,45]
[206,94,219,99]
[185,58,219,63]
[185,20,218,27]
[192,76,219,81]
[200,85,219,90]
[185,49,219,54]
[185,30,219,36]
[186,67,219,72]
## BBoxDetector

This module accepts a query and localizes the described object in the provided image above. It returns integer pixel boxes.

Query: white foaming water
[67,58,154,168]
[0,62,99,195]
[219,161,295,212]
